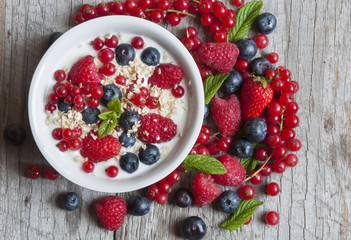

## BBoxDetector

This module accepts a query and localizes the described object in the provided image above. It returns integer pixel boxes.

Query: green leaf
[203,73,230,104]
[98,110,115,120]
[182,154,227,174]
[238,142,265,175]
[228,1,263,43]
[98,112,118,138]
[107,98,123,114]
[221,200,263,231]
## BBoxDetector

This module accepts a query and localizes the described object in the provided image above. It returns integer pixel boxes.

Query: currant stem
[279,109,285,132]
[145,9,196,17]
[244,153,273,182]
[209,132,221,140]
[192,0,201,3]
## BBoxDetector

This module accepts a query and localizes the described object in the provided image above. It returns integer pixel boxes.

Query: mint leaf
[221,199,263,231]
[98,110,115,120]
[203,73,229,104]
[228,1,263,43]
[107,98,122,114]
[98,112,118,138]
[238,142,265,175]
[182,154,226,174]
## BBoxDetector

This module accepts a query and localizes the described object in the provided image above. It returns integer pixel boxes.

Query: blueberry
[115,43,136,65]
[120,152,139,173]
[249,57,273,76]
[236,38,257,60]
[81,107,101,124]
[48,32,63,48]
[119,132,136,147]
[141,47,161,66]
[231,138,254,158]
[256,13,277,35]
[101,84,122,106]
[204,104,210,119]
[61,192,80,211]
[181,216,207,240]
[3,124,26,145]
[128,196,150,216]
[119,111,140,131]
[173,188,192,208]
[222,70,243,94]
[138,143,160,165]
[217,190,240,214]
[244,118,267,142]
[57,100,72,113]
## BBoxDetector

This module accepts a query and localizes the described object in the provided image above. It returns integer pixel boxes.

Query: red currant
[69,138,82,151]
[271,146,287,161]
[249,172,263,185]
[82,5,97,20]
[131,37,144,49]
[281,128,295,141]
[150,10,165,23]
[171,85,185,98]
[272,78,285,91]
[279,93,294,106]
[125,0,138,12]
[155,193,168,204]
[181,37,195,51]
[105,35,119,48]
[266,134,281,147]
[96,2,110,16]
[189,147,198,155]
[212,4,228,18]
[196,131,210,144]
[132,93,147,108]
[244,217,252,225]
[284,114,299,128]
[98,48,115,63]
[69,86,81,97]
[222,16,235,28]
[186,27,197,38]
[62,128,73,140]
[92,37,104,51]
[110,1,125,14]
[267,101,283,116]
[254,34,269,49]
[235,58,250,72]
[267,114,281,125]
[90,86,104,99]
[27,165,41,179]
[255,146,269,161]
[74,13,85,24]
[265,211,279,225]
[260,163,272,176]
[285,102,299,115]
[159,181,172,194]
[201,13,213,26]
[213,31,227,43]
[100,63,116,76]
[166,170,180,184]
[45,167,60,180]
[287,138,301,151]
[82,161,95,173]
[147,184,159,201]
[139,0,153,9]
[196,145,210,155]
[58,140,68,152]
[239,185,255,200]
[290,81,299,93]
[146,96,160,109]
[217,138,229,151]
[166,13,181,26]
[115,75,127,85]
[272,160,286,173]
[48,93,60,104]
[266,182,279,196]
[73,95,84,105]
[106,166,119,177]
[54,70,66,82]
[284,154,298,167]
[232,0,245,7]
[52,128,63,140]
[55,86,68,98]
[265,69,277,80]
[267,52,279,64]
[174,0,190,11]
[199,0,212,13]
[207,141,221,155]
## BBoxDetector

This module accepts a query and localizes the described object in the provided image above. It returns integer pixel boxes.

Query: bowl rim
[28,15,204,193]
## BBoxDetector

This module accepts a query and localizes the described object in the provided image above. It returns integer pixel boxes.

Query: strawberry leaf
[107,98,122,114]
[228,1,263,43]
[203,73,229,104]
[221,199,263,231]
[98,112,118,138]
[182,154,227,174]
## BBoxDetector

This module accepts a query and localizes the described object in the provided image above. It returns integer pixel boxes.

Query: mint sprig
[203,73,229,104]
[228,1,263,43]
[98,98,122,138]
[221,199,263,231]
[182,154,227,174]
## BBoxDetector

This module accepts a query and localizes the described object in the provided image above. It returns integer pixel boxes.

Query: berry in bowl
[28,16,203,193]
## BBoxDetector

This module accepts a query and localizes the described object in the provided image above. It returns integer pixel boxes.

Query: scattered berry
[174,188,192,208]
[265,211,279,225]
[96,196,127,230]
[62,192,80,211]
[181,216,207,240]
[128,196,150,216]
[27,165,41,179]
[239,185,255,200]
[45,167,60,180]
[3,124,26,145]
[212,154,246,186]
[192,172,222,207]
[217,190,240,214]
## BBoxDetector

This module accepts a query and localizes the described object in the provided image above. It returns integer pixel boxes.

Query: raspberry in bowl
[28,16,203,193]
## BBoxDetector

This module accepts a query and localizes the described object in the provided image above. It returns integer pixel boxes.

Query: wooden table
[1,0,350,239]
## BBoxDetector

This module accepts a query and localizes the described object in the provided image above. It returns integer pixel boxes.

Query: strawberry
[80,131,122,163]
[67,55,103,87]
[212,154,246,187]
[198,42,239,73]
[192,172,222,207]
[211,94,241,136]
[137,113,177,143]
[96,196,127,231]
[148,63,184,89]
[240,77,274,122]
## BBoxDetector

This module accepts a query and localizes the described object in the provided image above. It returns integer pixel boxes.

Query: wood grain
[1,0,351,239]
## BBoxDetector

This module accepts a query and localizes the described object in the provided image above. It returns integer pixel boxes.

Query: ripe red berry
[212,4,228,18]
[189,147,198,155]
[213,31,227,43]
[166,170,180,184]
[284,154,298,167]
[281,128,295,141]
[131,37,144,49]
[90,86,104,99]
[266,134,281,147]
[249,172,263,185]
[139,0,153,9]
[266,182,280,196]
[267,101,283,116]
[55,86,68,97]
[266,211,280,225]
[58,140,68,152]
[62,128,73,140]
[115,75,127,85]
[284,114,299,128]
[96,2,110,16]
[196,145,210,155]
[200,125,210,136]
[285,102,299,115]
[260,163,272,176]
[171,85,185,98]
[232,0,245,7]
[45,167,60,180]
[287,138,302,151]
[196,132,210,144]
[74,13,85,24]
[166,13,181,26]
[266,126,279,136]
[244,217,252,225]
[69,138,82,151]
[272,78,285,91]
[82,161,95,173]
[149,10,164,23]
[199,0,212,13]
[158,181,172,194]
[254,34,269,49]
[131,93,147,108]
[52,128,63,140]
[106,166,119,178]
[239,185,255,200]
[92,37,104,51]
[272,161,286,174]
[82,5,97,20]
[146,96,160,109]
[201,13,213,26]
[125,0,138,12]
[105,35,118,48]
[186,27,197,38]
[217,138,229,151]
[267,52,279,64]
[147,184,159,201]
[255,146,269,161]
[98,48,115,63]
[174,0,190,11]
[235,58,250,72]
[73,95,84,105]
[155,193,168,204]
[189,2,200,14]
[271,146,287,161]
[54,70,66,82]
[222,16,235,28]
[27,165,41,179]
[100,63,116,76]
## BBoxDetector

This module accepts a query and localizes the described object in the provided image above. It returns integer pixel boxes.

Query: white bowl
[28,16,204,193]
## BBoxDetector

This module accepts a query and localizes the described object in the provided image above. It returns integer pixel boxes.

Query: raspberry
[96,196,127,231]
[211,95,241,136]
[67,55,103,87]
[137,113,177,143]
[212,154,246,186]
[192,172,222,207]
[80,131,122,163]
[148,63,184,89]
[198,42,239,73]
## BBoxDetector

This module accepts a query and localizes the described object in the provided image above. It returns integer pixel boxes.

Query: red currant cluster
[146,169,181,204]
[27,165,60,180]
[52,127,83,152]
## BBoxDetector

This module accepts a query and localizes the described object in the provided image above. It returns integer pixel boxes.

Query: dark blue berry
[48,32,63,48]
[236,38,257,60]
[61,192,80,211]
[128,196,150,216]
[181,216,207,240]
[217,190,240,214]
[204,104,210,119]
[57,100,72,113]
[249,57,273,76]
[138,144,160,165]
[3,124,26,145]
[231,138,254,158]
[173,188,192,208]
[120,152,139,173]
[115,43,136,65]
[119,111,139,131]
[141,47,161,66]
[244,118,267,142]
[101,84,122,106]
[222,70,243,94]
[119,132,136,147]
[81,107,101,124]
[256,13,277,35]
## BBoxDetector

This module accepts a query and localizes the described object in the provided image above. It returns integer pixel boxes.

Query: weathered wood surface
[1,0,351,239]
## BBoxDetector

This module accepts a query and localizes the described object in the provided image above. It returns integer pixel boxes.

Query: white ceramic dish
[28,16,204,193]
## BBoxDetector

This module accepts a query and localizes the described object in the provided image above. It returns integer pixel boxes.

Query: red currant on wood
[284,154,298,167]
[254,34,269,49]
[266,182,280,196]
[267,52,279,64]
[266,211,280,225]
[239,185,255,200]
[232,0,245,7]
[27,165,41,179]
[45,167,60,180]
